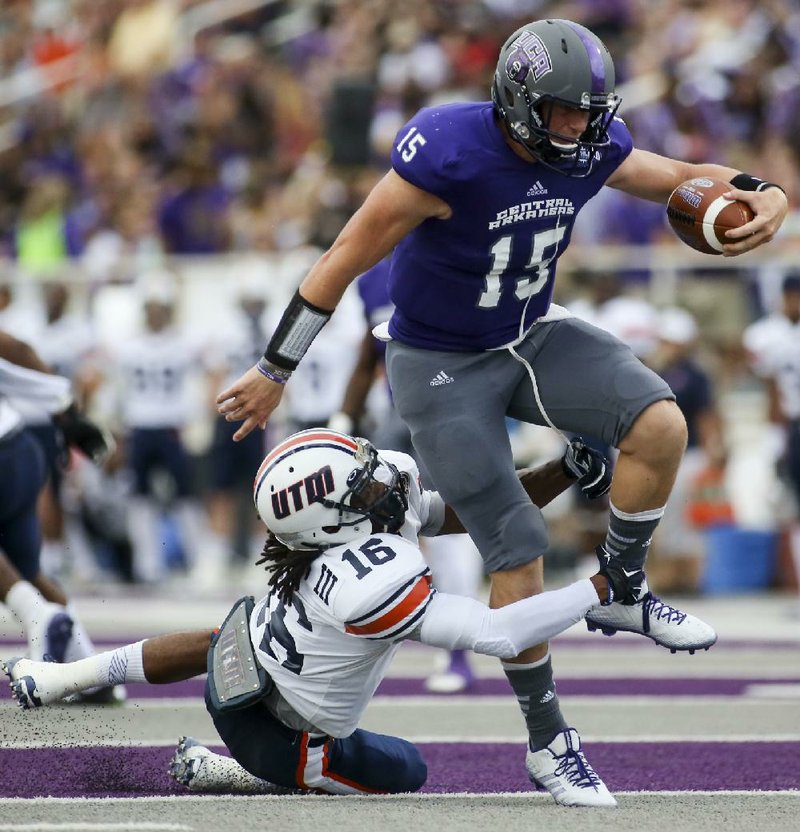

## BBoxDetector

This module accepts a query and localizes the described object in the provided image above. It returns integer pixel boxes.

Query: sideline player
[103,281,209,585]
[6,428,626,805]
[0,330,122,702]
[215,19,786,793]
[744,273,800,605]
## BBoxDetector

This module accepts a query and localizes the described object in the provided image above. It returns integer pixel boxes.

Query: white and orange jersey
[250,532,433,737]
[250,449,444,738]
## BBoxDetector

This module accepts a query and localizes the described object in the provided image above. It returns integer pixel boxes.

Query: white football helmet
[253,429,408,551]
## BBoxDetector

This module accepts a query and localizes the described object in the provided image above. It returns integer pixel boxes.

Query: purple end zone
[1,742,798,798]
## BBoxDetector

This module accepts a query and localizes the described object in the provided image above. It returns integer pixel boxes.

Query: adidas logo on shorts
[429,370,454,386]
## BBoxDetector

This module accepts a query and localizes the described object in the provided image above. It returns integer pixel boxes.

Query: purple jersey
[357,257,394,331]
[357,257,394,362]
[388,102,633,351]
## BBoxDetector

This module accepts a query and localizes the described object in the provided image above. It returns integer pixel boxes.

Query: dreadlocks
[255,532,322,606]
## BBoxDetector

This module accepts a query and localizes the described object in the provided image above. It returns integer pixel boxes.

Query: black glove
[561,437,612,499]
[53,404,115,466]
[595,545,647,606]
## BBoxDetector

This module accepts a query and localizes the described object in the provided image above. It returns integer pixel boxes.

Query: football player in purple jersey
[217,19,788,805]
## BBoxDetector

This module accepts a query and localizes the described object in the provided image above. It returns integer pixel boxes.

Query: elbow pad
[418,580,599,660]
[417,594,520,658]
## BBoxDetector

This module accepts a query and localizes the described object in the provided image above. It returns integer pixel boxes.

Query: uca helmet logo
[505,31,552,84]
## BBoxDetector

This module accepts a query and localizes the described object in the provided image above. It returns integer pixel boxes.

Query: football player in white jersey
[743,273,800,601]
[4,428,630,805]
[18,281,101,580]
[103,281,210,585]
[0,330,122,703]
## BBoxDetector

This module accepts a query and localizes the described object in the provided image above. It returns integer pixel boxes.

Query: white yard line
[0,824,193,830]
[0,791,798,805]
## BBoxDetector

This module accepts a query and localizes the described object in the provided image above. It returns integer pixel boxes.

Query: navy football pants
[206,681,427,794]
[0,430,47,581]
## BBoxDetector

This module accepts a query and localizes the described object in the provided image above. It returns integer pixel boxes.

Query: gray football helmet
[492,19,620,177]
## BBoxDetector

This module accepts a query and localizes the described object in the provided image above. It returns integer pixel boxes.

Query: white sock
[39,540,65,576]
[175,500,206,568]
[64,603,96,662]
[15,642,146,703]
[94,641,147,686]
[5,581,53,633]
[128,497,163,583]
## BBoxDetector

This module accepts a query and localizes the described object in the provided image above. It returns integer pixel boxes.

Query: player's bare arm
[607,148,788,256]
[299,170,451,310]
[0,330,52,373]
[216,172,449,441]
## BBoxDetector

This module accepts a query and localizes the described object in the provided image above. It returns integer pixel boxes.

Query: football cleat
[169,737,296,794]
[585,593,717,653]
[2,656,76,708]
[526,728,616,807]
[3,658,42,709]
[169,737,210,789]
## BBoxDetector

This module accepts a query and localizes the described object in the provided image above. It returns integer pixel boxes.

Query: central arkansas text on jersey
[388,102,632,351]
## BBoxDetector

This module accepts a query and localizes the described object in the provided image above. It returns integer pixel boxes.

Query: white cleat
[169,737,213,790]
[585,592,717,654]
[2,656,82,708]
[526,728,616,808]
[169,737,297,794]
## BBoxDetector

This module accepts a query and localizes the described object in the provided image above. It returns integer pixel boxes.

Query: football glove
[594,545,646,606]
[53,404,115,466]
[561,437,612,499]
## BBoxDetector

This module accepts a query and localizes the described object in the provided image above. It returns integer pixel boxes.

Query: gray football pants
[385,317,673,573]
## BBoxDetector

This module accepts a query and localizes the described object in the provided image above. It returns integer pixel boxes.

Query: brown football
[666,177,754,255]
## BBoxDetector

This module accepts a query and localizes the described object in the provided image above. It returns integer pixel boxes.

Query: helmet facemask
[327,441,409,536]
[493,81,620,177]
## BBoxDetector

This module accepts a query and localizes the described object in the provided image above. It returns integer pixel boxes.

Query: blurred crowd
[0,0,799,600]
[1,0,799,280]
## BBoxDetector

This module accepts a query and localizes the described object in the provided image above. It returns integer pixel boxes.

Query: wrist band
[730,173,786,195]
[265,290,333,371]
[256,357,291,385]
